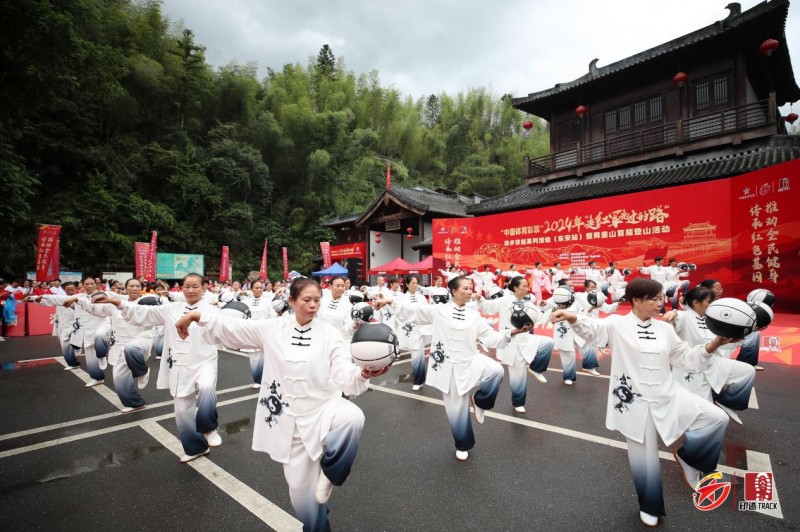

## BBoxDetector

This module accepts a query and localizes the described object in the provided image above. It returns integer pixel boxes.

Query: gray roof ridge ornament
[725,3,741,18]
[589,58,600,77]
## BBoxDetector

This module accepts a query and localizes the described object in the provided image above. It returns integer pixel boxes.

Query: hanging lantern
[406,227,413,234]
[786,112,798,124]
[759,39,779,56]
[672,72,688,86]
[406,234,413,240]
[575,105,587,118]
[375,238,381,244]
[375,232,381,237]
[522,120,533,131]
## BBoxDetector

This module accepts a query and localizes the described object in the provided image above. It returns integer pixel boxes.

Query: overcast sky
[161,0,800,111]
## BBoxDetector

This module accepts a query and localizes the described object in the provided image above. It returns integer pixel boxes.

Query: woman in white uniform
[177,278,388,532]
[27,281,79,369]
[69,278,154,412]
[478,276,552,413]
[316,277,355,338]
[396,275,429,391]
[664,286,756,426]
[550,278,733,528]
[376,276,528,461]
[69,276,111,386]
[242,279,273,387]
[92,273,222,462]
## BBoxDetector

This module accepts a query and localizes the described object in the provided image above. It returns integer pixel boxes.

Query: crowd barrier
[5,303,55,337]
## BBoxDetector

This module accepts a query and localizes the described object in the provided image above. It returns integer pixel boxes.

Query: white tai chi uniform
[570,312,729,518]
[396,290,429,387]
[34,295,78,368]
[69,292,111,381]
[197,313,371,532]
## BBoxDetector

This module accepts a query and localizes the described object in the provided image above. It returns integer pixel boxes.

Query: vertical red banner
[219,245,230,282]
[259,238,268,280]
[35,225,61,282]
[134,242,150,279]
[282,247,289,280]
[147,231,158,281]
[320,242,332,269]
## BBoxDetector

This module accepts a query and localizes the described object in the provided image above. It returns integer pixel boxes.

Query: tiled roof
[513,0,800,114]
[386,185,471,217]
[467,137,800,215]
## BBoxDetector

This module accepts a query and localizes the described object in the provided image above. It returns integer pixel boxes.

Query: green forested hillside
[0,0,548,279]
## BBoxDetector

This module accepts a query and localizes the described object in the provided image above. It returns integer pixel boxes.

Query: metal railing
[525,99,774,178]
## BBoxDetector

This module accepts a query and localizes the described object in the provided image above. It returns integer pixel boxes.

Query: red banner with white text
[134,242,151,280]
[219,246,230,282]
[259,239,268,280]
[320,242,332,269]
[282,247,289,280]
[147,231,157,281]
[35,225,60,282]
[330,242,366,263]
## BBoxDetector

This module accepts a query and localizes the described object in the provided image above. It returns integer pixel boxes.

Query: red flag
[320,242,332,269]
[259,239,268,280]
[146,231,158,281]
[386,162,391,189]
[282,247,289,280]
[35,225,61,282]
[134,242,150,279]
[220,246,230,282]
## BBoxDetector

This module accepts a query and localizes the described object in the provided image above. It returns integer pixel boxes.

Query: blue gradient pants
[76,329,110,381]
[409,342,427,386]
[152,333,164,359]
[712,360,756,411]
[736,332,760,366]
[249,350,264,385]
[558,349,577,381]
[626,401,728,517]
[442,359,503,452]
[508,338,553,407]
[580,344,599,370]
[112,340,152,408]
[285,398,364,532]
[174,371,219,456]
[60,337,79,368]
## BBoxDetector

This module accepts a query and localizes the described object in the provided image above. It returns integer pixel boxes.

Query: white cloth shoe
[121,405,146,414]
[564,379,574,386]
[315,469,334,504]
[470,395,485,424]
[180,449,209,463]
[528,369,547,383]
[251,383,261,389]
[455,450,469,461]
[64,365,79,371]
[412,384,422,391]
[85,379,104,387]
[513,406,526,414]
[639,511,658,527]
[98,357,108,370]
[137,369,150,390]
[673,449,701,489]
[204,430,222,447]
[715,402,743,426]
[582,368,600,376]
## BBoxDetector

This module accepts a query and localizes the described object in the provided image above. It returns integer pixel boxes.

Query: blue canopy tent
[311,262,348,277]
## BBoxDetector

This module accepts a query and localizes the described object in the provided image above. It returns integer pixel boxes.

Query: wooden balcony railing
[525,98,777,179]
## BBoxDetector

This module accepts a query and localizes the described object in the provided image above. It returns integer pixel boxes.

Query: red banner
[147,231,157,281]
[433,159,800,313]
[134,242,151,279]
[219,245,230,282]
[259,238,268,280]
[35,225,60,282]
[330,242,366,262]
[282,247,289,280]
[320,242,332,269]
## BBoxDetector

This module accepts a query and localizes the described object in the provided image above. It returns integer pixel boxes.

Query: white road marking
[141,420,301,531]
[748,388,759,409]
[746,450,783,519]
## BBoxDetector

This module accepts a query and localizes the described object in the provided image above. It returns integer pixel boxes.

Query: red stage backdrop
[35,225,60,282]
[330,242,366,263]
[434,159,800,313]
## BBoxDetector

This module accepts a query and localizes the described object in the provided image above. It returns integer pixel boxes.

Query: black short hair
[447,276,469,296]
[684,286,715,309]
[625,278,663,301]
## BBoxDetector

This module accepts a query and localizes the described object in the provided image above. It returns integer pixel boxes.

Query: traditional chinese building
[321,185,482,281]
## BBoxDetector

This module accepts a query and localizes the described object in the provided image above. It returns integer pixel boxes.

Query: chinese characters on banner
[259,239,268,279]
[330,242,366,262]
[433,158,800,313]
[147,231,158,282]
[219,246,230,282]
[35,225,61,282]
[134,242,151,279]
[320,242,332,269]
[282,247,289,280]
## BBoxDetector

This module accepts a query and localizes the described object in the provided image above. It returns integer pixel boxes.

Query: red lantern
[672,72,688,86]
[375,238,381,244]
[786,113,799,124]
[375,232,381,237]
[406,234,413,240]
[522,120,533,131]
[575,105,587,118]
[760,39,779,56]
[406,227,413,234]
